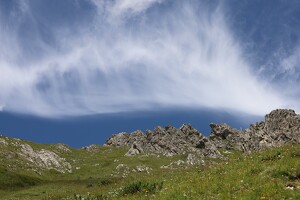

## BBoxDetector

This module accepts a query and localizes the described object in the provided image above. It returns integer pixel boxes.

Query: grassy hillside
[0,136,300,199]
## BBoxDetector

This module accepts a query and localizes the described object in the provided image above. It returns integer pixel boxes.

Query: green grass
[1,136,300,199]
[0,167,42,190]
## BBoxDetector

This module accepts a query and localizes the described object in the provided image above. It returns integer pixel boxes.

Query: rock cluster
[0,138,8,146]
[106,124,221,158]
[246,109,300,151]
[81,144,100,153]
[55,143,72,153]
[113,164,152,178]
[105,109,300,159]
[19,144,72,173]
[209,109,300,153]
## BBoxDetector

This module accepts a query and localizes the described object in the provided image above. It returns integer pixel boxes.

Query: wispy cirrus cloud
[0,0,297,117]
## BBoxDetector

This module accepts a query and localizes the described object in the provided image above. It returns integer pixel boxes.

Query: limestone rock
[81,144,100,153]
[244,109,300,152]
[0,138,8,146]
[125,142,144,156]
[116,164,129,171]
[106,124,222,159]
[209,109,300,153]
[19,144,72,173]
[132,165,152,174]
[208,123,246,151]
[186,154,204,165]
[55,143,71,153]
[161,160,186,169]
[105,132,130,147]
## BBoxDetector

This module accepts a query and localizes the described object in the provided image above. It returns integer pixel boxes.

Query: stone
[104,109,300,166]
[55,143,71,153]
[105,132,131,147]
[0,138,8,146]
[209,109,300,153]
[125,142,144,156]
[81,144,100,153]
[19,144,72,173]
[133,165,152,174]
[106,124,222,159]
[186,154,204,165]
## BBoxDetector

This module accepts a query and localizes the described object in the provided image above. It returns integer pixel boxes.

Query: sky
[0,0,299,147]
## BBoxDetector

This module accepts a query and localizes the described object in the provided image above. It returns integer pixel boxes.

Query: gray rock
[133,165,152,174]
[116,164,129,171]
[55,143,71,153]
[105,108,300,163]
[19,144,72,173]
[0,138,8,146]
[186,154,204,165]
[244,109,300,152]
[209,109,300,153]
[81,144,100,153]
[125,142,144,156]
[208,123,246,151]
[114,164,130,178]
[160,160,186,169]
[106,124,222,159]
[105,132,130,147]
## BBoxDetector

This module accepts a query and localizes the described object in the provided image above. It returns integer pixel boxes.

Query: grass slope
[0,137,300,199]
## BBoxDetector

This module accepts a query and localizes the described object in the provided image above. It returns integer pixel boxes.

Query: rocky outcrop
[81,144,100,153]
[55,143,72,153]
[106,124,222,158]
[0,138,8,146]
[208,123,247,151]
[106,133,129,147]
[19,144,72,173]
[243,109,300,152]
[208,109,300,153]
[106,109,300,159]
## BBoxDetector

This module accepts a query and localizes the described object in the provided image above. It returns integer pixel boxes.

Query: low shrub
[120,181,163,196]
[86,177,116,188]
[272,168,300,181]
[261,151,281,161]
[272,169,294,180]
[98,178,113,186]
[290,151,300,158]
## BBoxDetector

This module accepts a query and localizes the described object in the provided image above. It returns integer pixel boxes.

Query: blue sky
[0,0,299,147]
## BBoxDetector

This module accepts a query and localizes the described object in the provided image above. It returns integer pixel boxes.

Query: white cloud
[90,0,164,22]
[0,0,297,117]
[281,45,300,74]
[109,0,162,16]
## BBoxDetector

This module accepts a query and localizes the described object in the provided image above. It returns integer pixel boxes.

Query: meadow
[0,138,300,199]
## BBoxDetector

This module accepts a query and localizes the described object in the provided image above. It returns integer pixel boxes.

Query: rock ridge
[106,124,221,158]
[105,109,300,158]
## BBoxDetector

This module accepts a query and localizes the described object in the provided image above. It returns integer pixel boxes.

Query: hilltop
[0,109,300,199]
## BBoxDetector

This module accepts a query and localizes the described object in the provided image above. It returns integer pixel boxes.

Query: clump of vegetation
[272,169,295,180]
[120,181,164,196]
[290,151,300,158]
[86,177,118,188]
[260,151,281,161]
[98,177,114,186]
